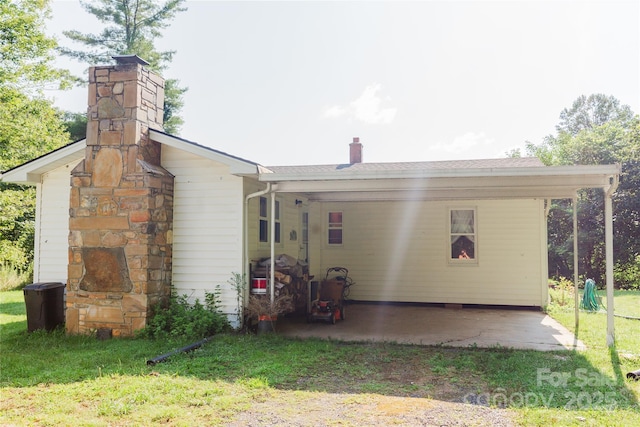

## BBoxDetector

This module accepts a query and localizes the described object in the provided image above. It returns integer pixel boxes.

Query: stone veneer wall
[66,61,174,336]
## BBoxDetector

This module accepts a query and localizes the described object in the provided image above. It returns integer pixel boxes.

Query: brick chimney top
[112,54,149,66]
[350,137,363,164]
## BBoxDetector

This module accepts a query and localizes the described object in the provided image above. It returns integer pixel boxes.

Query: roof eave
[149,130,260,175]
[1,140,86,185]
[258,164,621,183]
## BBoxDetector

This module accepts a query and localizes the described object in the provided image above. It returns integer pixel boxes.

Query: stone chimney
[66,55,174,337]
[350,137,363,164]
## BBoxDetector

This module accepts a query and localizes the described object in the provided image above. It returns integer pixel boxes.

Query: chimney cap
[112,55,149,66]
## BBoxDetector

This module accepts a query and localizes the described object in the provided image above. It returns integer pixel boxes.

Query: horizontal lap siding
[246,186,301,265]
[313,199,545,307]
[162,147,244,321]
[37,161,80,283]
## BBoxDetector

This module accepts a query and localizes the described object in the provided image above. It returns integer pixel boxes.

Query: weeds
[137,289,230,341]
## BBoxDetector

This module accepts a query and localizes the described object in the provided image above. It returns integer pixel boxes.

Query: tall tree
[527,96,640,288]
[1,0,72,277]
[60,0,187,134]
[557,94,635,136]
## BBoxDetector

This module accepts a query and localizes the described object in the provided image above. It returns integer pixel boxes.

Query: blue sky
[47,1,639,166]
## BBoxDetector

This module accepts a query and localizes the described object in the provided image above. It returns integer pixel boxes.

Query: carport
[256,156,620,347]
[277,304,585,351]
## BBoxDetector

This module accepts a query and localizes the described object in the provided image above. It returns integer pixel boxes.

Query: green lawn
[1,289,639,426]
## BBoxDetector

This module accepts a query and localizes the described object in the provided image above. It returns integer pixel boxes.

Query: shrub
[548,277,575,308]
[138,289,230,340]
[614,256,640,290]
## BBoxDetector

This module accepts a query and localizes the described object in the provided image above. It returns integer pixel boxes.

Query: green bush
[138,289,230,341]
[548,277,575,308]
[614,256,640,290]
[0,262,33,291]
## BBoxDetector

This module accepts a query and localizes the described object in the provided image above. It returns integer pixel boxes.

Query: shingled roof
[265,157,544,174]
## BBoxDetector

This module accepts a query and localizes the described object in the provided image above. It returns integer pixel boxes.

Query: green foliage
[0,263,32,291]
[0,88,70,171]
[60,0,187,134]
[0,0,74,93]
[527,95,640,287]
[139,290,230,341]
[615,256,640,290]
[548,277,575,308]
[557,94,635,136]
[0,0,73,285]
[61,111,87,142]
[0,184,35,276]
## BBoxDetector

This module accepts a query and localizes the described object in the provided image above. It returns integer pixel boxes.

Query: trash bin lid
[23,282,65,291]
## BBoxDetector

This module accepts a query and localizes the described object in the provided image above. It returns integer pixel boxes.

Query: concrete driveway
[277,304,585,351]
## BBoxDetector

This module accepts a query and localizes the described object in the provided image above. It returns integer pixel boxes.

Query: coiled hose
[580,278,602,311]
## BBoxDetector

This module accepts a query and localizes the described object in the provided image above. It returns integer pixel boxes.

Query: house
[1,56,620,342]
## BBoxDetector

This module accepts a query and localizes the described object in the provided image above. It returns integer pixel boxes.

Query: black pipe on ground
[627,369,640,381]
[146,337,212,366]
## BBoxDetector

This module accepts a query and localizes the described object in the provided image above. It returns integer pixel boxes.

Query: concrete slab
[277,304,585,351]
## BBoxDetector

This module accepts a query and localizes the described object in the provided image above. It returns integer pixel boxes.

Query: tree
[0,0,72,278]
[557,94,634,136]
[60,0,187,134]
[527,96,640,288]
[0,0,74,94]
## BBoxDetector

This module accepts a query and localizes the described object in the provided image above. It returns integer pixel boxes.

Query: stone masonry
[66,56,174,336]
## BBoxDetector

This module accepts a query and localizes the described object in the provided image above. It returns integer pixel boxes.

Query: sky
[46,0,639,166]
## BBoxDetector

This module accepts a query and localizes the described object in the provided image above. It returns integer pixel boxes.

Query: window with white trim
[259,197,268,242]
[450,208,476,261]
[258,196,281,244]
[274,200,281,244]
[328,211,343,245]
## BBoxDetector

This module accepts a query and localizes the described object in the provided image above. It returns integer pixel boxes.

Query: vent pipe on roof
[350,137,363,164]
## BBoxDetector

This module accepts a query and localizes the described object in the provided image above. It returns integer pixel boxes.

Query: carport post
[270,191,276,303]
[605,178,617,347]
[573,196,579,330]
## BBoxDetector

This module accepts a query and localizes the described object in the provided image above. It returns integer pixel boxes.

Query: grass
[1,289,639,426]
[0,264,31,292]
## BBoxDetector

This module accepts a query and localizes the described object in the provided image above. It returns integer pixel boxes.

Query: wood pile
[252,254,311,314]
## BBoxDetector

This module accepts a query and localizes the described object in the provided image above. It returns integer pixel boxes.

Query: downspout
[605,174,619,347]
[244,183,273,302]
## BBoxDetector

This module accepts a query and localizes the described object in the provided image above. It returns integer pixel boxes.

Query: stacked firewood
[252,254,311,314]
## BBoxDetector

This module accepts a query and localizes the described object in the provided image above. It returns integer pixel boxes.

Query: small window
[258,197,281,244]
[259,197,268,242]
[450,208,476,261]
[275,200,281,244]
[328,212,343,245]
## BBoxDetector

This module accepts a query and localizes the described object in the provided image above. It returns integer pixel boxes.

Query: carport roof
[259,157,621,201]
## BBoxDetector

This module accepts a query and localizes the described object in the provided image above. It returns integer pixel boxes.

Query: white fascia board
[150,130,259,175]
[259,164,620,182]
[1,140,86,185]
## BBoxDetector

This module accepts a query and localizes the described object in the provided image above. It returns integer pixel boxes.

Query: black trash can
[23,282,65,332]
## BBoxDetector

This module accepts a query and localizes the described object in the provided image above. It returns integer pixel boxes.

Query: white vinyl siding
[161,146,244,323]
[35,160,81,283]
[246,186,303,264]
[310,199,546,307]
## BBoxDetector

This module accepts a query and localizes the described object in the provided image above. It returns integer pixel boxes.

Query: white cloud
[426,132,498,160]
[323,83,397,124]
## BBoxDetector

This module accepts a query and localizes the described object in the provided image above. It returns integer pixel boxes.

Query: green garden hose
[580,278,602,311]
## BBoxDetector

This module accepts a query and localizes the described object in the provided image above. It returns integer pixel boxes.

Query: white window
[328,211,343,245]
[450,208,476,261]
[259,197,268,242]
[259,196,281,244]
